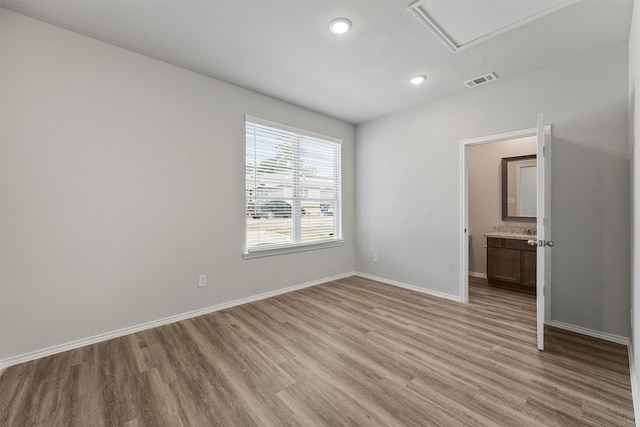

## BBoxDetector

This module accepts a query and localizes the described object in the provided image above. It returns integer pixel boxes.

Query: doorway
[460,120,551,349]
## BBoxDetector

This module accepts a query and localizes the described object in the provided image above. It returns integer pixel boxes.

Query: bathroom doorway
[460,116,551,349]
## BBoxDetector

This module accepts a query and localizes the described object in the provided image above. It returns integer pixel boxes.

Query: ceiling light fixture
[329,18,352,35]
[410,75,427,85]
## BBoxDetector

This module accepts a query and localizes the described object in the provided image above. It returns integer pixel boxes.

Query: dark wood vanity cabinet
[487,237,536,293]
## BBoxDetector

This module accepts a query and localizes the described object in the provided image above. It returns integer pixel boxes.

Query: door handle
[528,239,554,247]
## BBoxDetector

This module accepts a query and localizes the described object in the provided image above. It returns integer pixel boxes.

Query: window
[245,116,342,257]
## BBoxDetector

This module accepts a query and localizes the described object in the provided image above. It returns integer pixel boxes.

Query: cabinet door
[487,247,521,284]
[522,251,537,289]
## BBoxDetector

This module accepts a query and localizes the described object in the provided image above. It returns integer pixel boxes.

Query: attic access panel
[408,0,579,53]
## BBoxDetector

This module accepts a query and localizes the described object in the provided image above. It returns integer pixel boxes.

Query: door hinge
[543,145,546,157]
[543,286,546,296]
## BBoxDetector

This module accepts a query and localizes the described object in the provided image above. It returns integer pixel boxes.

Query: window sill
[243,240,344,259]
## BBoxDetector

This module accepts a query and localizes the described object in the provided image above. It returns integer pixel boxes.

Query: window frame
[243,116,343,259]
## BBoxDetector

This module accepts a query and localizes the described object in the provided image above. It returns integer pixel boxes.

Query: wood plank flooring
[0,276,634,426]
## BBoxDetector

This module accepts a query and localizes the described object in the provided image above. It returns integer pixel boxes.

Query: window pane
[245,118,341,252]
[246,212,293,249]
[300,201,336,242]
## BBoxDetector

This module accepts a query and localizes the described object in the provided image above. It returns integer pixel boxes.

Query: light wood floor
[0,276,634,426]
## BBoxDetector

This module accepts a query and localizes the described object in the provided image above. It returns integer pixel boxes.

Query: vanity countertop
[483,232,536,241]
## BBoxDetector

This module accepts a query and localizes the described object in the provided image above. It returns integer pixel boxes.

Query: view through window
[245,117,342,255]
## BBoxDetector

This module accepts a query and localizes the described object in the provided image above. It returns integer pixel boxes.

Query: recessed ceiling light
[410,75,427,85]
[329,18,352,35]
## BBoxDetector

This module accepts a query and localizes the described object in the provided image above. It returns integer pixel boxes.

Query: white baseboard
[547,320,629,345]
[354,272,461,302]
[5,271,628,376]
[627,343,640,427]
[0,271,356,369]
[469,271,487,279]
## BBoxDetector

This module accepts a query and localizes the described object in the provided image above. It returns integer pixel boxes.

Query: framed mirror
[501,154,536,221]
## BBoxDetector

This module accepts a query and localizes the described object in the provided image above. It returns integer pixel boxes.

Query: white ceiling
[0,0,633,124]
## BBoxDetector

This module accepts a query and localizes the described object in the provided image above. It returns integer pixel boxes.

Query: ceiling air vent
[464,72,498,88]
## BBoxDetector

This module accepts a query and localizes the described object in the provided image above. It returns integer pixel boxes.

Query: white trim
[0,272,356,369]
[462,128,537,146]
[459,140,469,303]
[547,320,629,345]
[407,0,579,53]
[354,272,461,303]
[628,344,640,427]
[244,239,344,259]
[468,271,487,279]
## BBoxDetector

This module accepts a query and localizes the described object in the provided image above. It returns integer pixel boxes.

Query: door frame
[459,125,551,327]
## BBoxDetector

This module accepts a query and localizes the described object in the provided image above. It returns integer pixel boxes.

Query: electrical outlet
[198,275,207,288]
[372,253,378,263]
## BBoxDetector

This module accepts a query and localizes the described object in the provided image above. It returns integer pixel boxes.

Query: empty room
[2,0,640,425]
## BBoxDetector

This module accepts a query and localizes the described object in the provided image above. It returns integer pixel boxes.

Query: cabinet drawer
[504,239,536,251]
[487,237,503,248]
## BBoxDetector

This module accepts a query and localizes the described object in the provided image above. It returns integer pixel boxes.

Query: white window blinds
[245,117,342,255]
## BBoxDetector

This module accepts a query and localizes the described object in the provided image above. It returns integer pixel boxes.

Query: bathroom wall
[467,137,537,276]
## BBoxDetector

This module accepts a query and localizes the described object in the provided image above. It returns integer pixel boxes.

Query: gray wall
[628,0,640,407]
[356,44,630,338]
[0,9,356,362]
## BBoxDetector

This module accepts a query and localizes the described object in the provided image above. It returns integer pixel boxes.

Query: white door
[535,113,552,350]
